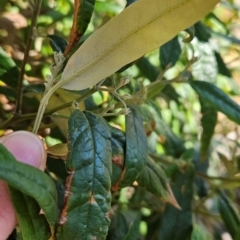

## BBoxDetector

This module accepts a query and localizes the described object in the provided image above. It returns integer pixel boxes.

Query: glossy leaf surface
[137,156,168,199]
[58,109,112,240]
[119,106,148,188]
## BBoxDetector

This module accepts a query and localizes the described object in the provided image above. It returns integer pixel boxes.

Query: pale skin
[0,131,46,240]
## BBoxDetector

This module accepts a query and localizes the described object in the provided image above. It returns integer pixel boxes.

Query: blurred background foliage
[2,0,240,239]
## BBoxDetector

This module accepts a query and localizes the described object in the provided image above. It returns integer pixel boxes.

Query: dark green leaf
[119,106,148,188]
[157,119,185,158]
[183,26,195,43]
[137,156,168,199]
[0,144,59,228]
[194,21,211,42]
[107,211,129,240]
[58,109,112,240]
[199,99,217,161]
[9,188,51,240]
[190,81,240,125]
[23,83,45,94]
[217,191,240,239]
[125,0,137,7]
[160,36,181,69]
[193,148,209,198]
[110,126,125,188]
[110,126,126,148]
[158,166,194,240]
[77,0,96,37]
[0,47,20,89]
[214,51,232,78]
[136,57,179,102]
[48,35,68,53]
[123,214,141,240]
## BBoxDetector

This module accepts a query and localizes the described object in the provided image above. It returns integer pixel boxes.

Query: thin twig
[0,88,97,130]
[15,0,43,114]
[64,0,81,56]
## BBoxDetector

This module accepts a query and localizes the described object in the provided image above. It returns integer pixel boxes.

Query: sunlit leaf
[61,0,219,90]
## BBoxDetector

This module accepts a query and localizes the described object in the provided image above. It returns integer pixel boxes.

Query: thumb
[0,131,46,240]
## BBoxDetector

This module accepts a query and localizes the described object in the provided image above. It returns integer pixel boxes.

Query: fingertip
[0,181,17,240]
[1,131,46,170]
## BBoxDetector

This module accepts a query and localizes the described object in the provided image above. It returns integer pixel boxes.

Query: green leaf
[194,21,211,42]
[158,166,194,240]
[123,214,141,240]
[119,106,148,188]
[137,156,168,199]
[183,26,195,43]
[125,0,137,7]
[9,188,51,240]
[136,57,179,102]
[23,83,45,94]
[76,0,96,37]
[191,224,212,240]
[190,40,217,83]
[60,0,219,90]
[0,144,59,228]
[217,191,240,239]
[57,109,112,240]
[156,119,185,158]
[110,126,125,188]
[0,47,20,89]
[107,211,129,240]
[160,36,181,69]
[190,80,240,124]
[48,35,68,53]
[214,51,232,78]
[199,98,217,161]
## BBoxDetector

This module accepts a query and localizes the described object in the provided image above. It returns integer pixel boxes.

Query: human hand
[0,131,46,240]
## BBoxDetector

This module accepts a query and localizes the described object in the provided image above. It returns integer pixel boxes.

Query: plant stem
[15,0,43,114]
[0,88,97,130]
[31,87,97,133]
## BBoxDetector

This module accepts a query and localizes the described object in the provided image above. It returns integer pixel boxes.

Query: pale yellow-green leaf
[61,0,219,90]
